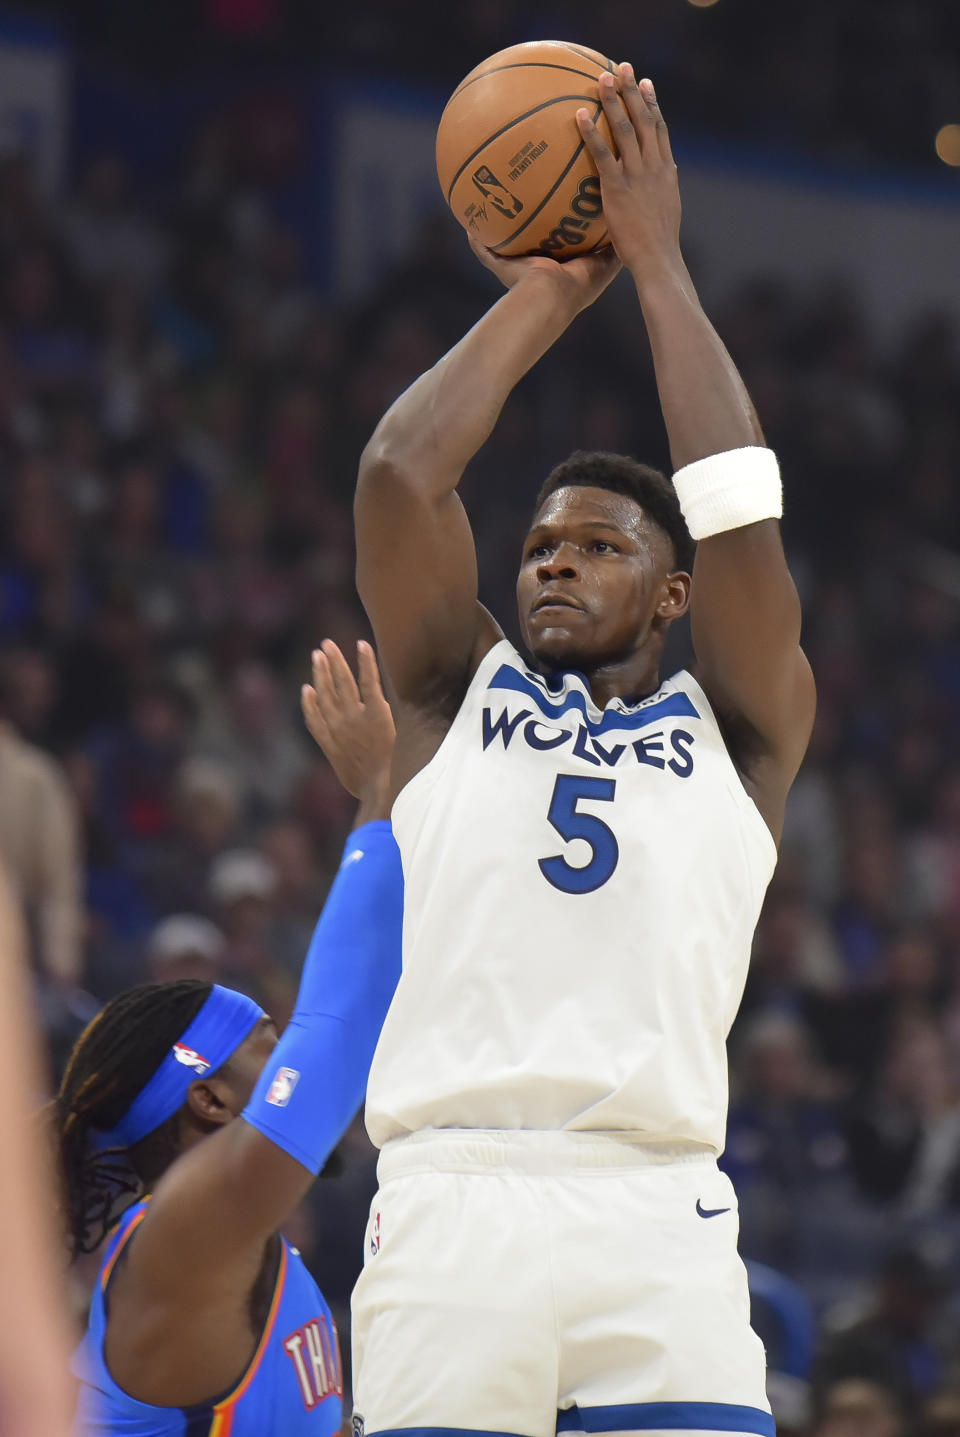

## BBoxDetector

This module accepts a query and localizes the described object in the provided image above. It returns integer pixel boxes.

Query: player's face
[221,1015,279,1110]
[517,486,680,670]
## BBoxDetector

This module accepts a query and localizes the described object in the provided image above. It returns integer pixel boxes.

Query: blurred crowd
[1,32,960,1431]
[46,0,960,171]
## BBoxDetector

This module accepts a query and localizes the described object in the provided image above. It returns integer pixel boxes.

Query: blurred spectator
[917,1394,960,1437]
[291,760,357,867]
[814,1249,953,1411]
[175,757,243,858]
[4,243,94,393]
[51,596,147,746]
[259,818,327,962]
[62,155,166,289]
[832,836,907,990]
[812,1380,904,1437]
[908,769,960,928]
[85,679,195,847]
[134,756,243,916]
[768,1372,814,1437]
[0,646,59,746]
[195,660,308,823]
[746,893,845,1008]
[146,913,226,985]
[846,1021,960,1211]
[724,1013,849,1199]
[208,847,297,1019]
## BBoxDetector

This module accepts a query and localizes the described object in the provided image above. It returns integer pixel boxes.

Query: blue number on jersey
[539,774,619,894]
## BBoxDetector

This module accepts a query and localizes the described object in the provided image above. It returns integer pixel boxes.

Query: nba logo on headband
[172,1042,211,1075]
[103,987,264,1148]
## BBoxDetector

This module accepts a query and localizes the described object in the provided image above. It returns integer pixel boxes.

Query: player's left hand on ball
[301,640,395,802]
[576,66,682,285]
[468,234,621,311]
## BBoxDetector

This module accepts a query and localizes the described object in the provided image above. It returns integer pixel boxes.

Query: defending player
[62,642,399,1436]
[352,66,816,1437]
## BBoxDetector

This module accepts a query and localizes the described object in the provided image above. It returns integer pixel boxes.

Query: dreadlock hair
[55,979,212,1257]
[534,450,696,574]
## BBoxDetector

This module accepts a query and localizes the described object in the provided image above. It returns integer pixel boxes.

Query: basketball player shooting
[352,64,816,1437]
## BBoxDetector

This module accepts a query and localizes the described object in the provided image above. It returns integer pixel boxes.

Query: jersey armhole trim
[208,1242,289,1424]
[97,1209,289,1419]
[674,668,778,871]
[100,1198,151,1292]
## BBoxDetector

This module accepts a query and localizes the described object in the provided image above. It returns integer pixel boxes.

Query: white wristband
[672,446,782,541]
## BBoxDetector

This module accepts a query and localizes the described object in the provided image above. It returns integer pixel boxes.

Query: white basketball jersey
[364,639,777,1152]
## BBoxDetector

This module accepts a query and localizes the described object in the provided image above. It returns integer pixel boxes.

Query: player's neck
[587,659,662,709]
[541,650,662,709]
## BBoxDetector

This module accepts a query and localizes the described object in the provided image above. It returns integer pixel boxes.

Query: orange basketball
[436,40,622,260]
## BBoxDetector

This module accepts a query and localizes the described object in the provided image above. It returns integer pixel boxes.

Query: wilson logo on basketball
[538,175,603,255]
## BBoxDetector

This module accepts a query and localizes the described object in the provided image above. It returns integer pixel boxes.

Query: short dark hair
[533,450,695,572]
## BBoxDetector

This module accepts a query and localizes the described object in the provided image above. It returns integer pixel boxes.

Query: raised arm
[578,68,815,834]
[355,246,620,715]
[114,644,402,1400]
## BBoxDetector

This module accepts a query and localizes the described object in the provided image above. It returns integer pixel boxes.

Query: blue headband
[104,985,265,1148]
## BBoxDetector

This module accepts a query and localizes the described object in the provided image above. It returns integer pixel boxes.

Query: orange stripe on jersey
[207,1242,289,1431]
[100,1204,150,1290]
[207,1408,234,1437]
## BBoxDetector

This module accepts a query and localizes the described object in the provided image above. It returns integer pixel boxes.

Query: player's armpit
[137,1108,317,1286]
[355,457,499,710]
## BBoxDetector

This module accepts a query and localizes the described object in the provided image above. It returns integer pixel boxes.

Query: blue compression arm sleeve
[241,819,402,1173]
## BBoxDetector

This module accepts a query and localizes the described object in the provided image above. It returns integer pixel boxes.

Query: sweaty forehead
[531,485,649,541]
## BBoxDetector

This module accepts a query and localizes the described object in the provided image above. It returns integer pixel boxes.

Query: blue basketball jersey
[73,1200,343,1436]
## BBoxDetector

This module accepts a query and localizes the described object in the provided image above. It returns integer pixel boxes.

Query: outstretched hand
[301,640,395,813]
[468,234,621,311]
[576,66,683,288]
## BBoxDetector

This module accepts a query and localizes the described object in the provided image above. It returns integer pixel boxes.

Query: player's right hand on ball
[301,640,395,806]
[468,234,621,311]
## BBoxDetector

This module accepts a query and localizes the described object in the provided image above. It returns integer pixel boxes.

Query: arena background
[1,0,960,1429]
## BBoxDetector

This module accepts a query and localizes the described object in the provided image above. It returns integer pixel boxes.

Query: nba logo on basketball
[471,164,523,219]
[266,1066,300,1107]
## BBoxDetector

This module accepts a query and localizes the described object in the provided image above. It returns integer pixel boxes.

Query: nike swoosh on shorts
[696,1199,731,1218]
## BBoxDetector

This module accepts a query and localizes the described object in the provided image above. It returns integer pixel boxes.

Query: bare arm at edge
[0,865,75,1437]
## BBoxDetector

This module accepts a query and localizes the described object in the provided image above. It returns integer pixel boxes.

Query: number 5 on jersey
[539,774,619,895]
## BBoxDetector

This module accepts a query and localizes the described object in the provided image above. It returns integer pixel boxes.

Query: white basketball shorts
[351,1130,771,1437]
